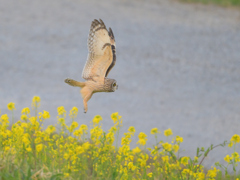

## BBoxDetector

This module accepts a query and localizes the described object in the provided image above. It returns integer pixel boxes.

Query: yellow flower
[138,132,147,139]
[93,115,102,124]
[21,114,28,121]
[64,173,70,178]
[71,121,78,129]
[33,96,41,102]
[164,128,173,136]
[4,146,10,151]
[64,153,69,160]
[121,137,131,145]
[32,96,41,107]
[128,126,135,134]
[162,142,172,151]
[207,167,219,179]
[137,132,147,145]
[162,156,169,163]
[22,134,31,145]
[182,169,190,175]
[57,106,66,116]
[76,146,84,154]
[1,114,8,122]
[173,144,179,152]
[69,106,78,118]
[232,152,239,159]
[80,124,88,130]
[21,122,28,128]
[7,102,15,110]
[151,127,160,134]
[137,138,147,145]
[231,134,240,144]
[36,144,43,152]
[181,156,189,166]
[45,125,56,134]
[106,132,115,144]
[111,112,118,123]
[26,146,32,152]
[132,147,141,154]
[194,156,199,163]
[1,114,9,124]
[39,110,50,119]
[21,107,30,114]
[58,118,65,124]
[147,172,153,177]
[73,129,83,136]
[196,172,205,180]
[35,137,42,144]
[224,155,231,163]
[109,126,117,133]
[176,135,183,143]
[42,110,50,119]
[128,162,136,170]
[69,121,79,132]
[29,117,37,124]
[82,142,91,150]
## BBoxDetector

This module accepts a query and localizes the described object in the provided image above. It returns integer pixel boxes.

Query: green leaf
[169,151,177,161]
[204,148,210,156]
[2,173,15,180]
[210,144,213,150]
[93,157,99,164]
[20,170,26,180]
[111,170,118,180]
[196,147,200,156]
[189,158,193,166]
[50,173,64,180]
[26,166,32,180]
[198,153,203,158]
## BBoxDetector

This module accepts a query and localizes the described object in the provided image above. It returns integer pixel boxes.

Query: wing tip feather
[108,27,115,41]
[90,19,107,31]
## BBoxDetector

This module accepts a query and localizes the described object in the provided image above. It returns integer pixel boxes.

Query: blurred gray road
[1,0,240,168]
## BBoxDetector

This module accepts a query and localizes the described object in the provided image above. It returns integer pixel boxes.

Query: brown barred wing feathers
[82,19,116,80]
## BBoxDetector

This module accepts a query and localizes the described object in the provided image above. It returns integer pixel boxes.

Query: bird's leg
[83,93,93,113]
[80,87,93,113]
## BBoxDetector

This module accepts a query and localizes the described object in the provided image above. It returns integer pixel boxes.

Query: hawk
[64,19,118,113]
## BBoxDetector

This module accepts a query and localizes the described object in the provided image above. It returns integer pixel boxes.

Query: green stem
[12,110,14,125]
[155,134,158,145]
[35,102,38,119]
[233,143,236,177]
[194,144,222,173]
[116,125,120,149]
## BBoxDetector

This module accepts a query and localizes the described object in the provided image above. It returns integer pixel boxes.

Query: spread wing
[82,19,116,80]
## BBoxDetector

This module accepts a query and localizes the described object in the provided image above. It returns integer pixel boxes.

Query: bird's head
[111,80,118,92]
[105,78,118,92]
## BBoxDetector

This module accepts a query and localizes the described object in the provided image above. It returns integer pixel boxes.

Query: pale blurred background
[0,0,240,168]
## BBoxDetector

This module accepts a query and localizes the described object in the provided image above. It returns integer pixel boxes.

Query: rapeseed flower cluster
[0,97,239,179]
[7,102,15,110]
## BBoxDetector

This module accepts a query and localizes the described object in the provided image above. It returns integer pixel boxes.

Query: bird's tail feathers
[64,78,85,88]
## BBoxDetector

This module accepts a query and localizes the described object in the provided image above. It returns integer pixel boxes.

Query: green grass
[179,0,240,7]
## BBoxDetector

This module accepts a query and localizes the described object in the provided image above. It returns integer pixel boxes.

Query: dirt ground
[1,0,240,168]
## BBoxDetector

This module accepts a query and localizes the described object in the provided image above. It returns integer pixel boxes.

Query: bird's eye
[113,83,116,87]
